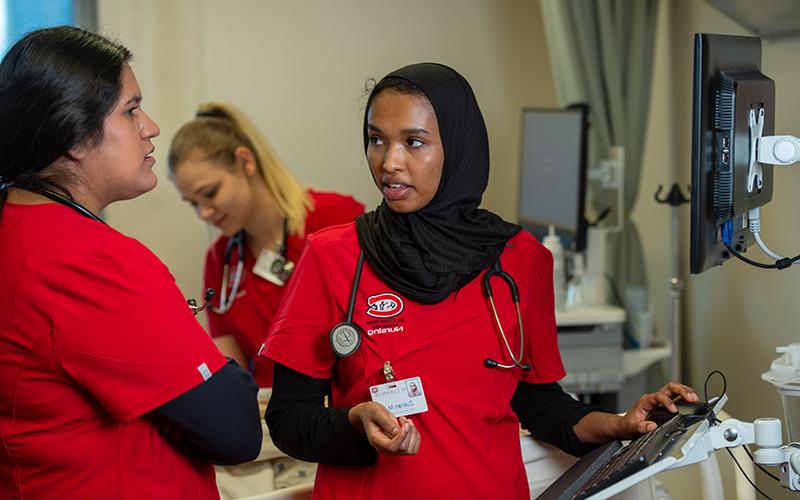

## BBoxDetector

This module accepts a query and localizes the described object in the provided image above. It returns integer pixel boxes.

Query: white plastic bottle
[542,225,566,309]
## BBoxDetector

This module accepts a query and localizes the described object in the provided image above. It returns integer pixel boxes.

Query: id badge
[252,248,294,286]
[369,376,428,417]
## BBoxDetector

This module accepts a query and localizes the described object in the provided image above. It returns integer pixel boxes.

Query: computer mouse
[645,404,678,427]
[645,397,709,427]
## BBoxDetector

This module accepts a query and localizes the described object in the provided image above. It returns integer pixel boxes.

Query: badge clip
[383,361,395,382]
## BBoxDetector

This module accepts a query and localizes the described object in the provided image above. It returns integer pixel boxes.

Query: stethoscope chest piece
[330,322,362,357]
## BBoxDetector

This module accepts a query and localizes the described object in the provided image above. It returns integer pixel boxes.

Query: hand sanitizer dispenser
[542,225,566,309]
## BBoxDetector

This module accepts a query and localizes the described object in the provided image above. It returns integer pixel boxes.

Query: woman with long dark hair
[0,26,261,499]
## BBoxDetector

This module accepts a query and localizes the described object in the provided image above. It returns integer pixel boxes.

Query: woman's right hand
[348,402,420,455]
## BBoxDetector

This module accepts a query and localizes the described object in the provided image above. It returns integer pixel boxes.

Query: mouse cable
[704,370,727,402]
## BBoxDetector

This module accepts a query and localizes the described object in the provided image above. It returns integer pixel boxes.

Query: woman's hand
[348,402,421,455]
[615,382,699,439]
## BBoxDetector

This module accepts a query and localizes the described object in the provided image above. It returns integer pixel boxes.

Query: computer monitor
[690,33,775,274]
[518,104,589,251]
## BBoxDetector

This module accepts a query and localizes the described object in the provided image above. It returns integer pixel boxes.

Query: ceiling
[707,0,800,38]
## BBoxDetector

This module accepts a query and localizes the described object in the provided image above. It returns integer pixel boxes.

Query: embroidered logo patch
[366,292,404,318]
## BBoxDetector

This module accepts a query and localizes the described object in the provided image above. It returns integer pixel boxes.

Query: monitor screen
[518,105,589,251]
[690,33,775,274]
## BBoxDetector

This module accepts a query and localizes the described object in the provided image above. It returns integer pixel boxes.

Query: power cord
[724,243,799,270]
[724,447,774,500]
[705,369,782,498]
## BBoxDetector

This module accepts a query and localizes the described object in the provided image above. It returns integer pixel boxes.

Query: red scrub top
[0,202,227,500]
[263,224,566,500]
[204,190,364,387]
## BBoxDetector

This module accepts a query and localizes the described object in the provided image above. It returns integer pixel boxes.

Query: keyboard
[538,399,716,500]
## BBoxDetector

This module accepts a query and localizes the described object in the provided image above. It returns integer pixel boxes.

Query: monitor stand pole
[654,183,689,381]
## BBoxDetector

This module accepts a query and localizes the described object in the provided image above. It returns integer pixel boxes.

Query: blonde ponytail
[168,101,312,235]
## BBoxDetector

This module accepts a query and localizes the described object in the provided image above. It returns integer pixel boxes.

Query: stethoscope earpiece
[188,288,216,316]
[484,358,532,371]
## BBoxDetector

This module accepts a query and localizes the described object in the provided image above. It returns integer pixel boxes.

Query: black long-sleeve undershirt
[265,362,612,465]
[511,381,612,457]
[153,359,263,465]
[265,363,377,466]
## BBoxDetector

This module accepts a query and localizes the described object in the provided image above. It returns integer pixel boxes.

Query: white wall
[96,0,558,322]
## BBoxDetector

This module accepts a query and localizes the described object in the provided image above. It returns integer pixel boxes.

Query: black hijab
[355,63,520,304]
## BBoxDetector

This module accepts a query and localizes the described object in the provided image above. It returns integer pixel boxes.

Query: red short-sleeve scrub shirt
[263,223,565,499]
[0,202,228,499]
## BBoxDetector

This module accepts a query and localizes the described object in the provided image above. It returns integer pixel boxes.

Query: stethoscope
[32,188,106,224]
[215,231,246,314]
[214,220,293,314]
[19,187,218,317]
[329,250,531,371]
[482,261,531,371]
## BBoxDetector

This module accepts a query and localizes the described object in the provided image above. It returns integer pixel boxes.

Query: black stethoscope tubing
[345,251,366,323]
[31,188,106,224]
[328,250,366,357]
[335,251,529,371]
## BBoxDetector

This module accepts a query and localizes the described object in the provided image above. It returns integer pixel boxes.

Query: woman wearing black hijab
[262,63,696,499]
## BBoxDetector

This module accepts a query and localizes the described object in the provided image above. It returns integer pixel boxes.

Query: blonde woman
[169,102,364,388]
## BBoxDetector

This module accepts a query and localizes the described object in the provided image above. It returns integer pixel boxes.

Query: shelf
[623,346,672,378]
[555,305,625,326]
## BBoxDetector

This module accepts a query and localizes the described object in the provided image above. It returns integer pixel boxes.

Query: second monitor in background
[518,104,589,252]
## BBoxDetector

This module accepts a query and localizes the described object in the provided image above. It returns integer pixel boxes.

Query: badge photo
[370,376,428,417]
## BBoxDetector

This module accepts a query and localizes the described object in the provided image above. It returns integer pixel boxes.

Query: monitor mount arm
[747,107,800,182]
[738,108,800,267]
[758,135,800,166]
[749,107,765,193]
[680,413,800,492]
[750,105,800,194]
